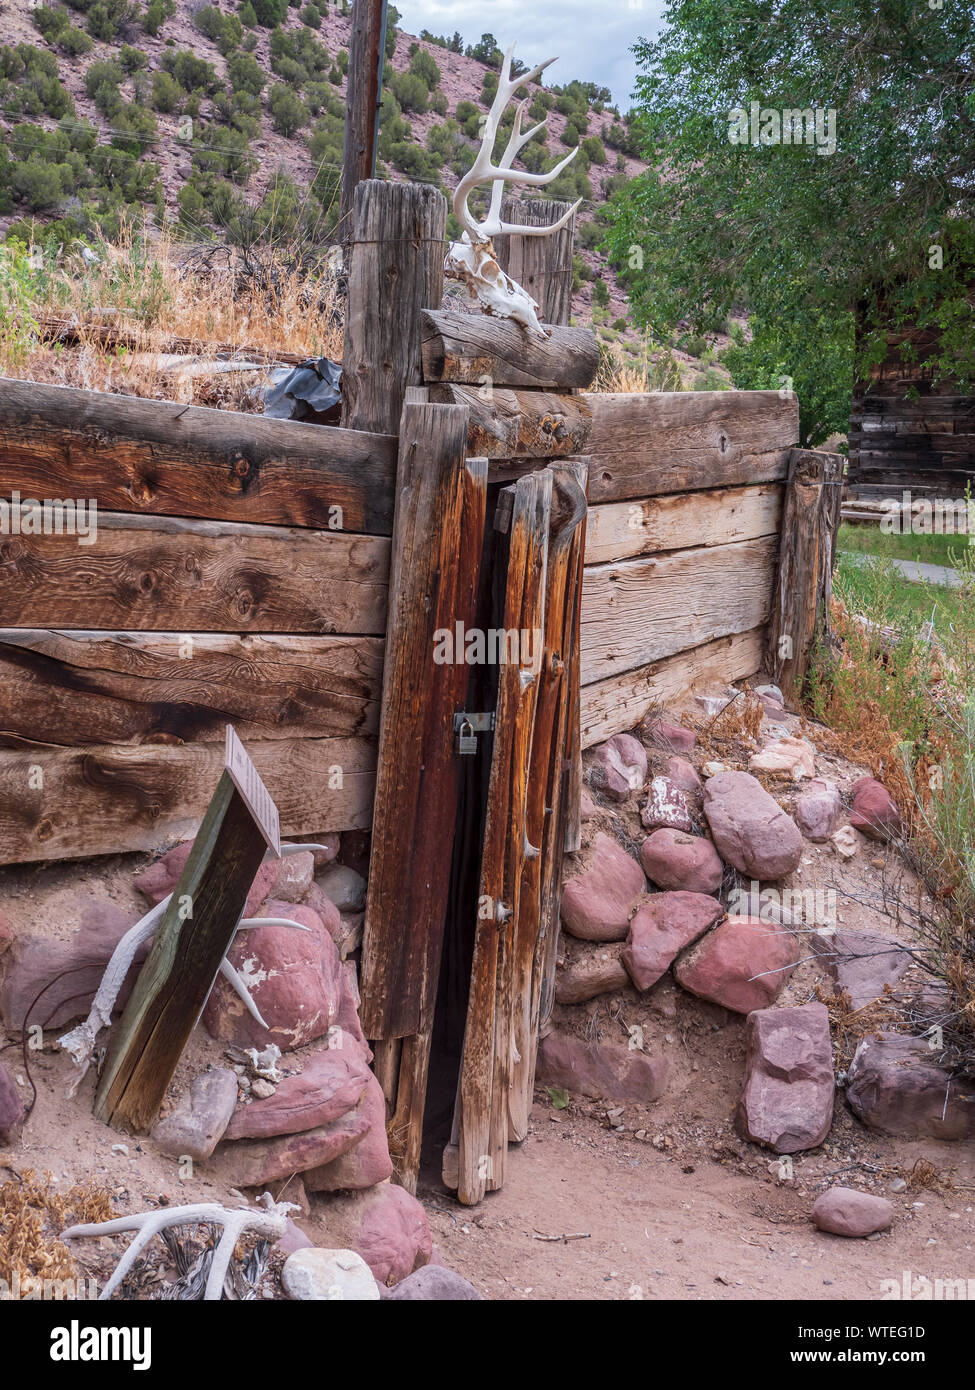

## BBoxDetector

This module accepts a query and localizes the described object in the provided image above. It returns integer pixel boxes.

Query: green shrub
[454,99,481,140]
[300,3,321,26]
[227,50,264,95]
[9,160,66,211]
[161,50,220,95]
[119,44,148,72]
[194,6,243,55]
[109,101,159,157]
[592,276,609,305]
[238,0,258,25]
[388,142,440,183]
[274,57,307,87]
[143,0,175,34]
[191,123,254,183]
[250,0,287,25]
[150,69,183,112]
[580,135,606,165]
[0,43,75,120]
[305,80,331,114]
[390,70,428,113]
[60,26,94,55]
[562,121,580,148]
[268,83,308,135]
[612,316,628,332]
[409,48,440,91]
[86,0,136,42]
[32,6,69,41]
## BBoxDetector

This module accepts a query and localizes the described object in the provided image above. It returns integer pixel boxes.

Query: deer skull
[445,43,582,338]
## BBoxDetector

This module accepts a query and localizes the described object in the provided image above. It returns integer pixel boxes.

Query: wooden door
[444,462,587,1205]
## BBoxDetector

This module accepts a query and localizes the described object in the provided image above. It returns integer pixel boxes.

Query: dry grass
[595,337,687,393]
[0,1165,113,1289]
[0,223,344,408]
[808,553,975,1075]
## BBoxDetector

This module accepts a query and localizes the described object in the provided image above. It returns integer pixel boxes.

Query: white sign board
[224,725,281,856]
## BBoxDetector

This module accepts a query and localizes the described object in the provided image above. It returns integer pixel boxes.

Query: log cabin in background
[848,299,975,502]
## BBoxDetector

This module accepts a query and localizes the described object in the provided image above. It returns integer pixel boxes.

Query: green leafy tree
[605,0,975,446]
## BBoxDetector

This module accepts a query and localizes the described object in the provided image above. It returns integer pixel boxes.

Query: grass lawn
[837,521,970,569]
[834,550,971,631]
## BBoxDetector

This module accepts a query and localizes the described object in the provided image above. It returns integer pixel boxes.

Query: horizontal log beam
[420,309,599,390]
[0,376,397,534]
[0,630,383,748]
[581,534,777,683]
[584,390,797,503]
[428,384,593,459]
[580,628,767,748]
[0,510,389,634]
[0,735,376,864]
[584,482,783,564]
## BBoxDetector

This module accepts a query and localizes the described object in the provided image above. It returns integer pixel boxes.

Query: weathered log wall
[0,376,394,864]
[576,390,797,745]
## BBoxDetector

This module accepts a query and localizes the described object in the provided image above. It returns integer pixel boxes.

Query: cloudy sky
[395,0,668,107]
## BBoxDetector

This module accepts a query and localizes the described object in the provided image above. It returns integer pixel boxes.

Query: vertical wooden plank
[768,449,845,704]
[536,461,588,1040]
[93,772,268,1131]
[562,457,589,853]
[359,402,486,1045]
[456,471,550,1205]
[493,197,577,328]
[341,181,447,435]
[508,464,587,1141]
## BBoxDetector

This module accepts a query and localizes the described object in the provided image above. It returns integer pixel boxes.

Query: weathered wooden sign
[94,727,280,1131]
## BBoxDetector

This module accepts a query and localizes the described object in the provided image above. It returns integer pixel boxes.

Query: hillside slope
[0,2,652,329]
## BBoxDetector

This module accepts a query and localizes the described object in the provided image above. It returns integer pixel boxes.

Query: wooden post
[493,197,577,328]
[359,401,486,1042]
[341,180,446,435]
[455,471,552,1206]
[93,770,269,1131]
[768,448,844,705]
[339,0,388,239]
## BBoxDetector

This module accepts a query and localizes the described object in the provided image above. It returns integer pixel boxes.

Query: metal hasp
[453,711,496,755]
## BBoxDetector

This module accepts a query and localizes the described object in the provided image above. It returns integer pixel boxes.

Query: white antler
[446,42,582,336]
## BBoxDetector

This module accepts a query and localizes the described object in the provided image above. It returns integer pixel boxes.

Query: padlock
[456,717,477,755]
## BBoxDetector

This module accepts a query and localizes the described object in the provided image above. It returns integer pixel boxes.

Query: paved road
[842,551,964,589]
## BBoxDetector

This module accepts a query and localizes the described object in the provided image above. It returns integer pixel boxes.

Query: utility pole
[340,0,388,240]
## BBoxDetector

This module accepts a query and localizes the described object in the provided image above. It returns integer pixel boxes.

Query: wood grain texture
[94,772,268,1131]
[768,449,844,703]
[584,482,783,564]
[580,534,777,684]
[584,391,797,503]
[0,735,376,864]
[429,383,593,459]
[493,196,577,328]
[580,627,767,748]
[509,463,586,1141]
[341,180,447,434]
[0,510,389,634]
[0,376,397,534]
[0,630,382,748]
[421,309,599,390]
[457,470,550,1206]
[359,402,486,1043]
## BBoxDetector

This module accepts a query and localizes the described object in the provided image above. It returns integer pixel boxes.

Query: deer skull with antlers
[445,43,582,338]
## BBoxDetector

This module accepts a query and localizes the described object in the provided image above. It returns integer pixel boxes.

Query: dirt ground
[2,699,973,1302]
